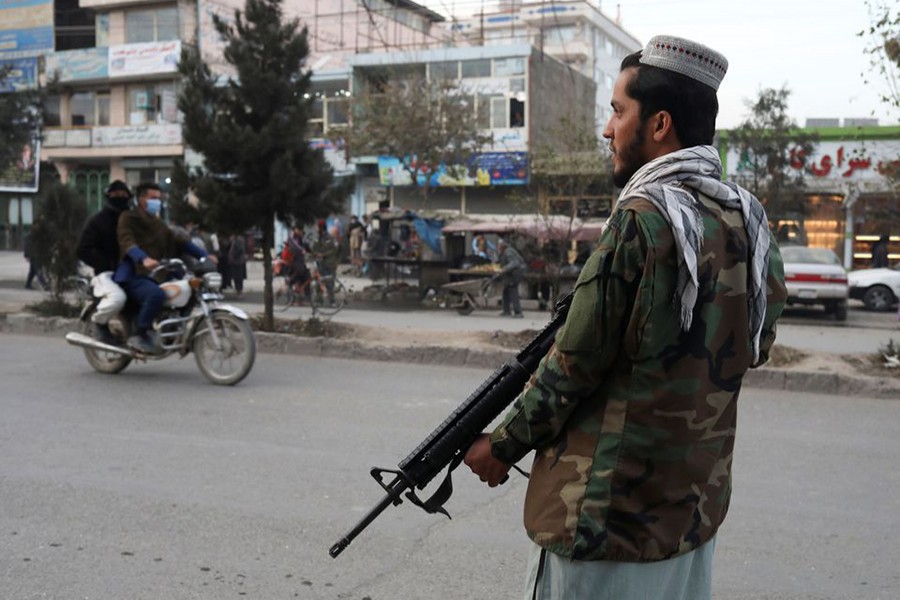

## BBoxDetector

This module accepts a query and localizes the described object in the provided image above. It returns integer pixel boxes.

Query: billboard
[0,0,54,58]
[378,152,528,187]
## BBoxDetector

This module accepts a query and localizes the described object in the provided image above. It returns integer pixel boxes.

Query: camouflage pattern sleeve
[753,231,787,367]
[489,210,644,464]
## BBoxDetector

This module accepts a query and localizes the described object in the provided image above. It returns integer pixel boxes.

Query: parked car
[779,245,849,321]
[848,265,900,311]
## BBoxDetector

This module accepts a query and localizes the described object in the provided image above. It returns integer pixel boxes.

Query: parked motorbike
[65,258,256,385]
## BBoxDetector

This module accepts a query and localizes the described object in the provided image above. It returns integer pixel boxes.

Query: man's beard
[612,121,646,188]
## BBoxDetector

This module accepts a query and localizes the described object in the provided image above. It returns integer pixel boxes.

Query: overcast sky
[419,0,895,129]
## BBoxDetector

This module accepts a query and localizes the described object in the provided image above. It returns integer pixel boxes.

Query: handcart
[441,275,498,315]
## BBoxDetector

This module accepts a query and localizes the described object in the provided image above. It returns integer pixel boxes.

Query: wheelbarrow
[441,276,498,315]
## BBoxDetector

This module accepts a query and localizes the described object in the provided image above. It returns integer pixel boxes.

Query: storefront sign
[92,123,182,147]
[45,47,109,82]
[729,139,900,182]
[109,40,180,78]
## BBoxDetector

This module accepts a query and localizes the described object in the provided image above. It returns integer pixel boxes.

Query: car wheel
[862,285,896,312]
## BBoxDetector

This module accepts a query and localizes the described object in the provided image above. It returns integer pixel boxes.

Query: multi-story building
[345,43,596,216]
[0,0,450,247]
[450,0,641,139]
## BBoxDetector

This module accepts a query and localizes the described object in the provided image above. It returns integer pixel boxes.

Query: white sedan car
[848,265,900,311]
[780,245,849,321]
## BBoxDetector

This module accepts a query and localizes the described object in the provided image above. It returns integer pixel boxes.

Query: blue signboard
[0,56,38,90]
[45,47,109,82]
[0,0,54,57]
[378,152,529,187]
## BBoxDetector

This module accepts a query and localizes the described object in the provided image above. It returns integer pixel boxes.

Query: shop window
[509,98,525,128]
[70,91,109,127]
[490,96,507,129]
[542,25,576,45]
[475,95,493,129]
[44,96,61,127]
[510,77,525,93]
[429,61,459,80]
[128,82,178,125]
[326,98,349,127]
[126,7,178,43]
[461,59,491,78]
[494,57,525,77]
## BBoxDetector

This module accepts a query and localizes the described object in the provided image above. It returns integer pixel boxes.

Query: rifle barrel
[328,472,409,558]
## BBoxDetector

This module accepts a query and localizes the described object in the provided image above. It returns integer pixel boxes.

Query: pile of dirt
[250,316,900,381]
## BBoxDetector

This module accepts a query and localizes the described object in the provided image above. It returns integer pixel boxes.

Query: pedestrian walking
[227,233,247,298]
[871,234,890,268]
[23,232,48,290]
[464,35,788,600]
[496,237,525,318]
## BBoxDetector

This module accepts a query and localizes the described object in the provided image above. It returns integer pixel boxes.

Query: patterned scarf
[613,145,770,362]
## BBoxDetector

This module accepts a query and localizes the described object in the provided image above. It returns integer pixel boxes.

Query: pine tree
[175,0,339,329]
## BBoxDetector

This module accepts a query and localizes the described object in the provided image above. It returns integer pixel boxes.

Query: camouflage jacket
[489,195,787,562]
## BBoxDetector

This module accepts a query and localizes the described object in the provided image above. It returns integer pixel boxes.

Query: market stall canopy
[442,215,606,242]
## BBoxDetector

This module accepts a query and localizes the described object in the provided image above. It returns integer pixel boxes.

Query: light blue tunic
[524,537,716,600]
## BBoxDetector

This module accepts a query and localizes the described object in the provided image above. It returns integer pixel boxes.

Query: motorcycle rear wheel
[193,312,256,385]
[81,316,132,374]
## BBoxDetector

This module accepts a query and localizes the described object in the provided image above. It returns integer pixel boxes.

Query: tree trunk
[262,217,275,331]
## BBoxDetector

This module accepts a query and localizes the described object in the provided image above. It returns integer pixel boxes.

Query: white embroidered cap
[639,35,728,91]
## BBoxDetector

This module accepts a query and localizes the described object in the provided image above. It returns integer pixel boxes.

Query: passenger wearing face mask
[115,181,209,354]
[76,180,132,345]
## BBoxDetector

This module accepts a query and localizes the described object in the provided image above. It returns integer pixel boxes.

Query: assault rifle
[329,292,572,558]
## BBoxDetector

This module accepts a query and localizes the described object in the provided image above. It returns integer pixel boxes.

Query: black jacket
[76,205,123,274]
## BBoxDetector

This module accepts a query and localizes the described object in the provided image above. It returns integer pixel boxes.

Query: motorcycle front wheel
[192,312,256,385]
[81,315,132,374]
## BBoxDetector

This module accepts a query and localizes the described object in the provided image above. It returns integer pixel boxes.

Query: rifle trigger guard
[370,467,411,506]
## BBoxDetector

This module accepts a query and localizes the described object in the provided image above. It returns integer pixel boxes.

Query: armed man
[464,35,788,599]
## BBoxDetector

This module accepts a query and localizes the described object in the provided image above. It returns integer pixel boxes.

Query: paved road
[1,334,898,599]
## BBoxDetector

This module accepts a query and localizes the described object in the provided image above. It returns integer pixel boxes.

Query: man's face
[138,187,162,212]
[603,68,650,188]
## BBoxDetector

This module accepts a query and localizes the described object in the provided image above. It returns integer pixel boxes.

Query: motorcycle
[65,258,256,385]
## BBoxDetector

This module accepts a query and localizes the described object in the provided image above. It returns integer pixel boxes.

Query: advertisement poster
[0,138,40,192]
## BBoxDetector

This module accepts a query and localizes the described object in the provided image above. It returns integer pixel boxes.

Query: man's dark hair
[621,51,719,147]
[136,181,161,199]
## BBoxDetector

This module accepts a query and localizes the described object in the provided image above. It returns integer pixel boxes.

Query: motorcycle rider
[75,180,131,345]
[115,181,210,354]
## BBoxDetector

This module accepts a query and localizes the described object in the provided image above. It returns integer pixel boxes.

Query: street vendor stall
[440,215,606,310]
[366,209,450,294]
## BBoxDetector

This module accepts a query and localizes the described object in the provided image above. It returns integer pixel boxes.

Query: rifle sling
[405,452,465,518]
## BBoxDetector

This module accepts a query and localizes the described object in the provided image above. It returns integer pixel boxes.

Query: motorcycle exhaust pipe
[65,332,135,357]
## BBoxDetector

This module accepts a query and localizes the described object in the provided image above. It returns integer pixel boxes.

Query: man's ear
[650,110,675,143]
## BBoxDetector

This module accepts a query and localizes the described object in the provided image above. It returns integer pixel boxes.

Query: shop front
[725,125,900,270]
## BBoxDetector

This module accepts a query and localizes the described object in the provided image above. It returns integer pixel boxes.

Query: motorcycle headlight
[203,272,223,292]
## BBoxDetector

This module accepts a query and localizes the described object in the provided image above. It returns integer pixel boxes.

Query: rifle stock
[329,293,572,558]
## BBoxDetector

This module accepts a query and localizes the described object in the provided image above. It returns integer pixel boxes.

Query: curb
[3,312,899,400]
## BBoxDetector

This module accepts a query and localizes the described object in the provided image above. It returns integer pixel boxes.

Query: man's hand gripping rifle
[329,292,572,558]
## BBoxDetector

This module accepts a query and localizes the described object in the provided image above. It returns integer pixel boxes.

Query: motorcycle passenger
[75,180,131,345]
[115,182,209,354]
